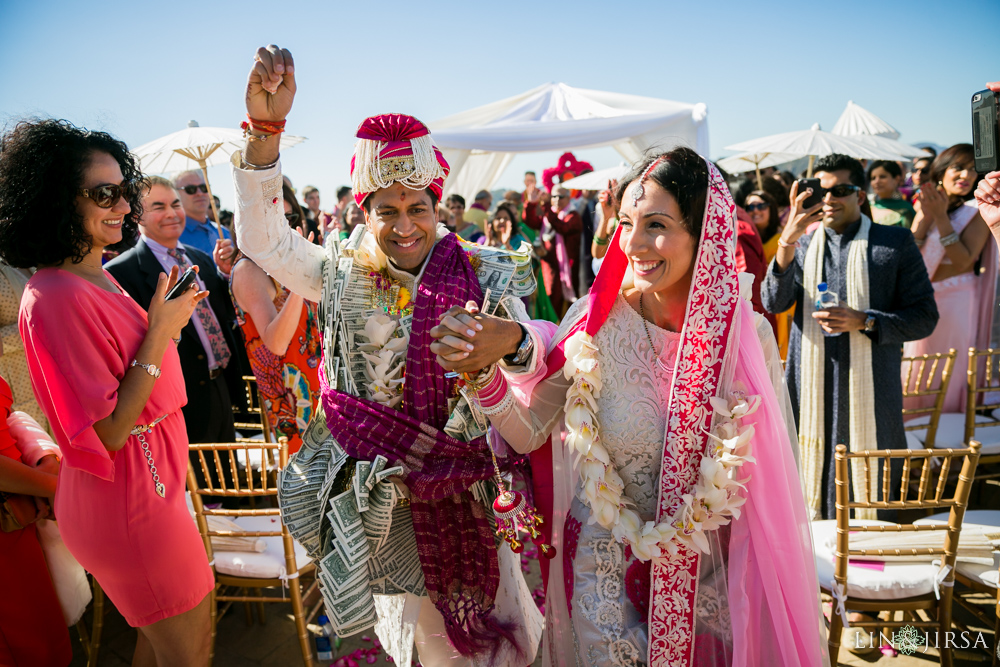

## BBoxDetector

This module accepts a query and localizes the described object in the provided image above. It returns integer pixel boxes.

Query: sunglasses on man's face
[745,202,769,212]
[820,184,861,199]
[179,184,209,195]
[78,183,131,209]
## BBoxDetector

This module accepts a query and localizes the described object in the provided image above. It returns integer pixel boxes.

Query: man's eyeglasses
[179,184,209,195]
[78,183,132,209]
[745,202,769,212]
[819,184,860,198]
[284,212,300,224]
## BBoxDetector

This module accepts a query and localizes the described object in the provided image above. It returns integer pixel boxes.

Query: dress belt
[132,415,169,498]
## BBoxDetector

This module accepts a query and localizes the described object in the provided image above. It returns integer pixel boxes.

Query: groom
[232,45,544,666]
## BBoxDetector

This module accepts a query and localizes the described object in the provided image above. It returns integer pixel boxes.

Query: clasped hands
[430,301,524,374]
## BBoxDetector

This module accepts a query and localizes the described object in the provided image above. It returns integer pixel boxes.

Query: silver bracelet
[914,237,926,247]
[940,232,961,247]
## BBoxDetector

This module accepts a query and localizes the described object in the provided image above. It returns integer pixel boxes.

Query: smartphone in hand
[972,89,1000,174]
[796,178,823,209]
[164,267,198,300]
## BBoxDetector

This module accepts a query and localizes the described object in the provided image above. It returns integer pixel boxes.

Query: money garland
[562,329,758,561]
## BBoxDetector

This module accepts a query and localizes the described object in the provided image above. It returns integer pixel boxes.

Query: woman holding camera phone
[0,120,215,666]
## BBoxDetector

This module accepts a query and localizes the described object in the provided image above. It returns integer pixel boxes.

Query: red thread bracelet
[241,116,286,136]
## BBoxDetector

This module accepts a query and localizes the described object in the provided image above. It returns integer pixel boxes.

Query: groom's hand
[243,44,295,166]
[431,301,523,373]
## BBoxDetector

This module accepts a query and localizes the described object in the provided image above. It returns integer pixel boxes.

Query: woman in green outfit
[868,160,916,227]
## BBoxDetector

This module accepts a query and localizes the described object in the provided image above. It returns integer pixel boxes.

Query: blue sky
[3,0,998,209]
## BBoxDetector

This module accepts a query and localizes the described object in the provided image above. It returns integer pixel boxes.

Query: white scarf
[800,215,878,520]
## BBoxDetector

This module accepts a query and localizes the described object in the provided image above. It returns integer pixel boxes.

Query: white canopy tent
[428,83,708,199]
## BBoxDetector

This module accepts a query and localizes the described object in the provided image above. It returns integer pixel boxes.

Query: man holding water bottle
[762,154,938,521]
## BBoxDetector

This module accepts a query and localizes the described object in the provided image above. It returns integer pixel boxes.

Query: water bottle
[315,615,334,660]
[815,282,841,337]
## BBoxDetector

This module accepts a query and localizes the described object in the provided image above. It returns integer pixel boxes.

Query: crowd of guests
[0,104,998,666]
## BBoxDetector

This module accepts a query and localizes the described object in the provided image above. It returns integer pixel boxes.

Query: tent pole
[807,155,816,178]
[755,164,763,190]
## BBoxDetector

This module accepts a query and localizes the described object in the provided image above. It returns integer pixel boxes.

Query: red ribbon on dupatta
[543,161,740,666]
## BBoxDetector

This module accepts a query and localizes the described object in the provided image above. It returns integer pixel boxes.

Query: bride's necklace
[639,292,670,372]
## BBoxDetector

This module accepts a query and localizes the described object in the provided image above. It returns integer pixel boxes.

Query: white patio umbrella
[831,100,900,139]
[132,121,306,238]
[831,101,931,160]
[558,163,629,190]
[716,151,800,188]
[726,124,895,177]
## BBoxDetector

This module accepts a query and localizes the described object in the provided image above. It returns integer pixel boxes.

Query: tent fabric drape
[428,83,708,199]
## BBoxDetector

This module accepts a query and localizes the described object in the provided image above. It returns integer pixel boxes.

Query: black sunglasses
[179,184,209,195]
[818,184,860,198]
[284,212,300,224]
[745,202,769,212]
[78,182,132,209]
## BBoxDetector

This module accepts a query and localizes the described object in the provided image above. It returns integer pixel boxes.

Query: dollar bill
[353,461,371,513]
[365,455,387,490]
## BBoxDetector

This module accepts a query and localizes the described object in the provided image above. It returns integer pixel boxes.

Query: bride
[431,147,829,666]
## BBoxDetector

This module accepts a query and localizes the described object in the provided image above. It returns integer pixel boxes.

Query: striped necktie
[166,247,231,369]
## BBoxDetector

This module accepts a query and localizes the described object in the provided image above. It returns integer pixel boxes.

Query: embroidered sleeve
[231,154,325,302]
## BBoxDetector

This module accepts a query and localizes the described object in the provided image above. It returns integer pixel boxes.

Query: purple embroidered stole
[321,233,519,659]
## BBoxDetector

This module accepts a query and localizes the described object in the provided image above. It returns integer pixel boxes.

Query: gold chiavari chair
[901,348,957,449]
[965,348,1000,483]
[816,442,981,667]
[186,437,320,667]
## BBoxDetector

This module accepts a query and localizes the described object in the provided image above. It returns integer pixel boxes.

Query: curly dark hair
[614,146,709,240]
[0,119,143,268]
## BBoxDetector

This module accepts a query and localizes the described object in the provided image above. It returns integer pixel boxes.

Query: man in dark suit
[762,154,939,521]
[106,176,243,445]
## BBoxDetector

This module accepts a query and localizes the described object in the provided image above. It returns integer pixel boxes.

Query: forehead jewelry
[631,157,664,207]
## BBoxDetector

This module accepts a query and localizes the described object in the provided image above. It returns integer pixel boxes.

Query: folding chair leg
[289,577,314,667]
[827,599,844,666]
[87,578,105,667]
[243,588,254,626]
[940,590,954,667]
[255,589,266,625]
[209,586,218,666]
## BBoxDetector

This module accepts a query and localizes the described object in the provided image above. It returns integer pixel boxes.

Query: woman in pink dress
[905,144,995,413]
[0,120,215,666]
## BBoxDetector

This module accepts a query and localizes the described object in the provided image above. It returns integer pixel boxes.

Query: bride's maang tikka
[630,156,664,207]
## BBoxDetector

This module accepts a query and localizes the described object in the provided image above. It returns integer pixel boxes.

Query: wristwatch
[131,360,162,379]
[502,324,534,366]
[864,315,877,333]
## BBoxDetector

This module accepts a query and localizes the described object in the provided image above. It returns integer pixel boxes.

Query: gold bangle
[777,237,796,249]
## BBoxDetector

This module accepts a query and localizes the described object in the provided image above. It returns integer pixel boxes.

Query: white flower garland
[562,329,758,561]
[353,232,408,408]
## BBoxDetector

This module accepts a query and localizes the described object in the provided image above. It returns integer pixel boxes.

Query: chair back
[901,348,956,448]
[186,438,298,576]
[966,347,1000,443]
[234,375,274,443]
[833,442,981,599]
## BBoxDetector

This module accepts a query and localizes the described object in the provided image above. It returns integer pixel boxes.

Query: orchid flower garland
[353,233,409,408]
[562,329,758,562]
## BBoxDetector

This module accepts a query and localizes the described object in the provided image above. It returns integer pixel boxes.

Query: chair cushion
[811,520,940,600]
[906,412,1000,454]
[212,515,312,580]
[913,511,1000,589]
